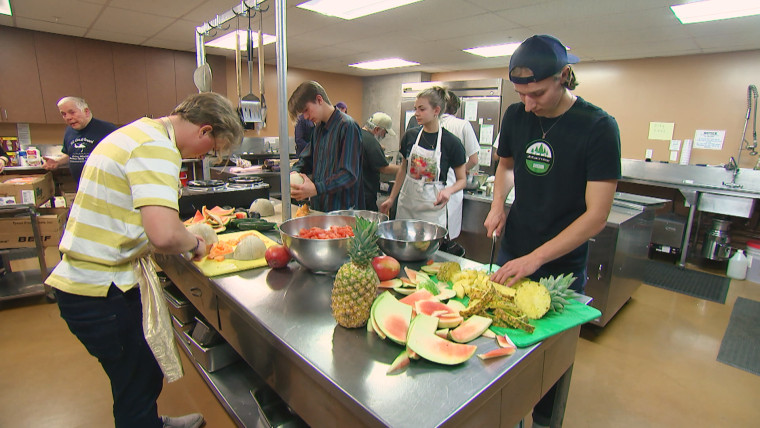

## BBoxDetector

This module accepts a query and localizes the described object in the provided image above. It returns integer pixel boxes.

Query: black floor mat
[717,297,760,376]
[642,261,729,304]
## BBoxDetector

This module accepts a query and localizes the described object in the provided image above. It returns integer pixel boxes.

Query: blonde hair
[171,92,243,156]
[417,86,447,116]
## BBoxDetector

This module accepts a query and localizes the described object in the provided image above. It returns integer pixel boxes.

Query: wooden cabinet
[0,27,227,126]
[75,38,119,124]
[113,44,149,124]
[175,51,200,103]
[145,47,178,118]
[0,27,46,123]
[35,32,84,124]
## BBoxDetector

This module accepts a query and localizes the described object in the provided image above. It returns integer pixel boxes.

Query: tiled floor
[1,264,760,427]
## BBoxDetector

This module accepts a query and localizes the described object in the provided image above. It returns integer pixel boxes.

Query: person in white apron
[440,91,480,239]
[380,86,466,230]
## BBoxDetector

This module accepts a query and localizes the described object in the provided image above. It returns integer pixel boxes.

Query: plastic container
[746,241,760,283]
[25,146,41,167]
[727,249,748,280]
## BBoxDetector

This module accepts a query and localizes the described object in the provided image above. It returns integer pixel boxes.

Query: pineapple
[514,273,580,319]
[436,261,461,282]
[514,281,551,319]
[540,273,580,313]
[331,217,380,328]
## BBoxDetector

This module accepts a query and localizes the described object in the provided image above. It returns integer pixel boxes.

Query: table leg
[548,364,574,428]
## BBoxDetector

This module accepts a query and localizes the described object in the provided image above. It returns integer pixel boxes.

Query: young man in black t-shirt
[484,34,621,428]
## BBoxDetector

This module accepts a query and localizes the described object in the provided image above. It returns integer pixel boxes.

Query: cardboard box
[0,207,68,249]
[0,172,55,206]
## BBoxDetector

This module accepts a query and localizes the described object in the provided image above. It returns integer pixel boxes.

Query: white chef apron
[446,167,462,239]
[396,127,447,228]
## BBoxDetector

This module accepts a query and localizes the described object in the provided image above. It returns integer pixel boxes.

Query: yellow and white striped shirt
[46,118,181,297]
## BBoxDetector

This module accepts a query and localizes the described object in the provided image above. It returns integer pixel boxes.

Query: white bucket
[745,241,760,284]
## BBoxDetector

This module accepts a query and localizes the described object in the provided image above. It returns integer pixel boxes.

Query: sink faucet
[723,156,743,188]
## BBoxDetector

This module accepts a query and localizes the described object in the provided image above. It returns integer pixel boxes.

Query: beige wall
[224,60,364,139]
[434,50,760,168]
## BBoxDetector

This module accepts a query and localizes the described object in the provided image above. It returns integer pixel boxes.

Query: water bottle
[727,249,748,280]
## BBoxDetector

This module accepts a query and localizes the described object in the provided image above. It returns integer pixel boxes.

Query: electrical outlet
[645,149,654,159]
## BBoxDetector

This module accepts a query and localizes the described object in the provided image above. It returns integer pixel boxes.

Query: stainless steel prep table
[155,251,585,428]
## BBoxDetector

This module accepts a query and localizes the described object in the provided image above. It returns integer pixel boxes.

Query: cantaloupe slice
[406,314,476,365]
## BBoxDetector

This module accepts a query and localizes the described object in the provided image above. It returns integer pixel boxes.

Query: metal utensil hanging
[257,4,267,126]
[240,5,262,126]
[743,84,758,155]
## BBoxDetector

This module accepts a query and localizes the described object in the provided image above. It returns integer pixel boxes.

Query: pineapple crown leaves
[347,216,379,265]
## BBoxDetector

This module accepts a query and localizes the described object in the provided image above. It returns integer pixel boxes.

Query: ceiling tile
[89,7,175,38]
[12,0,104,28]
[106,0,208,18]
[13,17,89,37]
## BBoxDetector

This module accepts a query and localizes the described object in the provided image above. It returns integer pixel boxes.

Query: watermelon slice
[450,315,493,343]
[373,291,413,345]
[386,350,411,375]
[399,289,435,307]
[406,314,477,365]
[477,347,516,360]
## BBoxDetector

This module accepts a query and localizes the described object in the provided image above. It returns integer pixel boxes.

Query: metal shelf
[0,204,54,302]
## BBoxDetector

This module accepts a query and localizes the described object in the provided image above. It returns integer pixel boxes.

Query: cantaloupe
[231,235,266,260]
[186,223,218,246]
[249,198,275,216]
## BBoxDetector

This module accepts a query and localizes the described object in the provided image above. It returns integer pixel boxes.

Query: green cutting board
[429,267,601,348]
[488,299,601,347]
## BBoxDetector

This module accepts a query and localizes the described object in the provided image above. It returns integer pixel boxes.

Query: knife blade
[488,234,497,272]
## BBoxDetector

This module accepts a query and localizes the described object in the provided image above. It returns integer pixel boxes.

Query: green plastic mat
[489,300,601,348]
[428,266,601,348]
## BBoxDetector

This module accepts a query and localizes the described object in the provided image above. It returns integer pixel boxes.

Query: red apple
[372,255,401,281]
[265,244,291,269]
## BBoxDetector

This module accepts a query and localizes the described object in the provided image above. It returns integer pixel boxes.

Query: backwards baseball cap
[508,35,579,84]
[368,112,396,136]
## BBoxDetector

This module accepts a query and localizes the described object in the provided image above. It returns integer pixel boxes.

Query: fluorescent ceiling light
[0,0,12,16]
[297,0,422,20]
[671,0,760,24]
[349,58,419,70]
[205,30,276,50]
[463,42,521,58]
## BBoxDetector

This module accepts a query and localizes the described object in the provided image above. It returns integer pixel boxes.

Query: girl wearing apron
[380,86,467,229]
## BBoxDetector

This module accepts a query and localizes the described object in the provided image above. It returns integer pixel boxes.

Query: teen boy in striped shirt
[46,93,243,428]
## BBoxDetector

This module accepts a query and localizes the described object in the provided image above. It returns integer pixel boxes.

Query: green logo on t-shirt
[525,140,553,175]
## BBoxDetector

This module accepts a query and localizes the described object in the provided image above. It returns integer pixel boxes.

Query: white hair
[57,96,89,111]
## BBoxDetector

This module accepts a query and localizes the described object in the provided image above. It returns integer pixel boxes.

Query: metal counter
[621,159,760,266]
[156,251,586,428]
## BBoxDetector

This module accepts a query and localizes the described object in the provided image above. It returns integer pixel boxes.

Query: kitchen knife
[488,234,497,272]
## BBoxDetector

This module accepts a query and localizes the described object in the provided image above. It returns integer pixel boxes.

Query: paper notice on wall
[693,130,725,150]
[669,139,681,151]
[478,146,492,166]
[670,151,679,162]
[679,139,692,165]
[464,101,478,121]
[648,122,674,140]
[479,124,494,145]
[16,123,31,147]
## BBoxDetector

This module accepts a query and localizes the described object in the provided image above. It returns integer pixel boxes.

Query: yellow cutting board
[193,230,278,277]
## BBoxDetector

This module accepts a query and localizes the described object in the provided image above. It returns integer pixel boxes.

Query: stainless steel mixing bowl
[327,209,389,224]
[279,215,356,272]
[377,219,448,261]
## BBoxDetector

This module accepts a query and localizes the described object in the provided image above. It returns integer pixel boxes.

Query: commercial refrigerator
[585,193,667,326]
[399,79,520,175]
